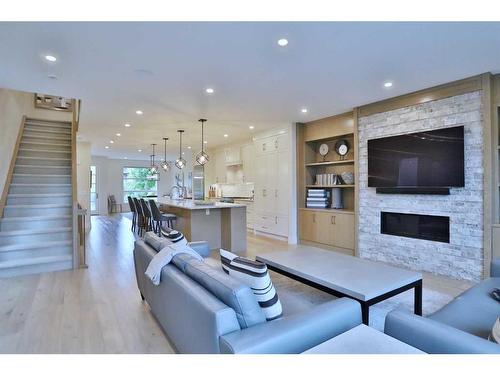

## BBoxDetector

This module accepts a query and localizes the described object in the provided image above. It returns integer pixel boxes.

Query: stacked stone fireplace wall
[358,91,484,281]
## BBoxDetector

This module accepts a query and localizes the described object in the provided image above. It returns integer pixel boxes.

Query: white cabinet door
[276,133,288,152]
[264,152,278,214]
[254,153,267,213]
[255,138,271,155]
[215,149,227,184]
[225,147,241,165]
[241,143,255,183]
[276,151,289,216]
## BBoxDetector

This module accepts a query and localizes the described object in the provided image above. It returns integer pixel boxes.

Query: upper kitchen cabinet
[214,148,227,184]
[254,131,288,155]
[224,146,242,165]
[241,143,255,183]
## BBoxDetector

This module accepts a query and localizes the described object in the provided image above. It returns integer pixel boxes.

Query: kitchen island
[157,198,247,253]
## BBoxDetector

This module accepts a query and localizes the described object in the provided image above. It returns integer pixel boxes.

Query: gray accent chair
[133,237,362,354]
[384,258,500,354]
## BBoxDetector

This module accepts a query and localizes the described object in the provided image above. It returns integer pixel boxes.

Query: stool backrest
[127,196,136,213]
[133,197,143,216]
[149,200,162,220]
[109,195,117,204]
[140,198,152,218]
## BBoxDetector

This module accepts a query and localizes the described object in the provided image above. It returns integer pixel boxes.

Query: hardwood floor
[0,213,475,353]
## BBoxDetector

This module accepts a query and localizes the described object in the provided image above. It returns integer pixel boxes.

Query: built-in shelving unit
[296,111,358,256]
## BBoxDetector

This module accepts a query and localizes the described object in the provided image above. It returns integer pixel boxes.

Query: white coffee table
[303,324,425,354]
[256,248,422,325]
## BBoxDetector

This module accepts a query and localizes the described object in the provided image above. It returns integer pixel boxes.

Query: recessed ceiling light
[187,146,192,149]
[249,126,255,130]
[277,38,289,47]
[301,108,308,113]
[138,149,142,152]
[45,55,57,62]
[182,152,185,155]
[384,81,393,88]
[204,140,208,144]
[116,133,121,137]
[224,134,228,138]
[135,110,143,115]
[205,88,214,94]
[105,146,109,149]
[124,123,131,127]
[109,140,114,144]
[124,157,128,159]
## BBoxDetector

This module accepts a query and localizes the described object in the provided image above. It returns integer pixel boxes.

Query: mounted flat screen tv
[368,126,464,188]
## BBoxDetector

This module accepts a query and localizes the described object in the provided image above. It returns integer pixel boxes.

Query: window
[122,167,158,203]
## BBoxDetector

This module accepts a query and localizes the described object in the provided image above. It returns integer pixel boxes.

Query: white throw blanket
[145,242,203,286]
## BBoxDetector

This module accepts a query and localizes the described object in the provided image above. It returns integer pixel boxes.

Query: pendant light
[160,137,170,172]
[150,143,159,175]
[175,130,186,169]
[196,118,209,165]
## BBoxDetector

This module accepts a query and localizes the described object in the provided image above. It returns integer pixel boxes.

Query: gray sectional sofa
[133,235,362,354]
[384,258,500,354]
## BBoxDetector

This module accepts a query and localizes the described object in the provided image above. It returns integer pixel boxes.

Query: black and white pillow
[220,249,283,321]
[161,229,188,246]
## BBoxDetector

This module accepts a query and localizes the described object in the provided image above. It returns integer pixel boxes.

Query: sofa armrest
[188,241,211,258]
[491,257,500,277]
[385,309,500,354]
[219,298,361,354]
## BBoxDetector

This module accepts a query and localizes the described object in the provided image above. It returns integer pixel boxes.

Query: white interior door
[90,165,99,215]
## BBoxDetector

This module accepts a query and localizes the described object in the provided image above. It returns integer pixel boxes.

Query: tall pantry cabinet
[253,130,289,238]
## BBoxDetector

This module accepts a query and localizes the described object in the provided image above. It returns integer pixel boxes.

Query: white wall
[0,87,72,195]
[91,152,194,215]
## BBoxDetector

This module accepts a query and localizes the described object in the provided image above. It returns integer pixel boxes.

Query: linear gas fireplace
[381,212,450,243]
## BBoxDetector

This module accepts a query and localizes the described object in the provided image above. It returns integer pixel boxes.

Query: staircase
[0,118,74,277]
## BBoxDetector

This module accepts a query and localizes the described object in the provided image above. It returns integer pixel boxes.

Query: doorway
[90,165,99,215]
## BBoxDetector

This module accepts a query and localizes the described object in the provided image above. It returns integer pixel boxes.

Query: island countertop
[157,197,246,210]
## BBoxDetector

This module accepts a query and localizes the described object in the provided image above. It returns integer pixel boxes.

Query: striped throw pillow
[220,249,283,321]
[161,229,188,246]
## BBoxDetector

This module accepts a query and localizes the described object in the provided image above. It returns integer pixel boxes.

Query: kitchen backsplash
[214,182,254,198]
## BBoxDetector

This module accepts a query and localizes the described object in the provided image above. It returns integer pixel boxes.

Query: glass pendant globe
[150,165,159,175]
[196,150,209,165]
[160,160,170,172]
[175,157,186,169]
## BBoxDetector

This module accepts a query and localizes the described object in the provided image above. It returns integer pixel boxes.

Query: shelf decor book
[306,188,330,208]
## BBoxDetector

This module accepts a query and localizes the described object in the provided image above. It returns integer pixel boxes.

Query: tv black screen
[367,126,464,188]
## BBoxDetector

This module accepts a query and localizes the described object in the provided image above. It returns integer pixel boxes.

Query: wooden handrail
[0,115,26,218]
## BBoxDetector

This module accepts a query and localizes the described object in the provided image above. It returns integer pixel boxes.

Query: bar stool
[133,197,145,236]
[140,199,153,232]
[149,199,177,236]
[127,196,137,231]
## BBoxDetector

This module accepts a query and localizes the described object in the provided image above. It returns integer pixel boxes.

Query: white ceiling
[1,22,500,160]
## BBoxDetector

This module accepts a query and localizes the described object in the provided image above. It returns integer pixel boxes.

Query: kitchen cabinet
[255,132,288,155]
[241,143,255,183]
[224,146,242,165]
[254,130,289,238]
[299,209,354,251]
[214,149,227,184]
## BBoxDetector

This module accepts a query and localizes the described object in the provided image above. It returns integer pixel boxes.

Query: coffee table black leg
[361,303,369,325]
[414,280,423,316]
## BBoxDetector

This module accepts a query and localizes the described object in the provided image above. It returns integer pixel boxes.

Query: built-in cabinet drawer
[299,209,354,250]
[255,214,289,237]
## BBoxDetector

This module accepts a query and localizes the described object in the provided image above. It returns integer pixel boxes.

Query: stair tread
[10,183,71,186]
[5,203,72,208]
[0,254,72,269]
[24,127,71,134]
[26,118,71,125]
[8,193,72,197]
[19,148,71,153]
[16,164,71,168]
[17,156,71,161]
[13,173,71,177]
[20,141,71,147]
[22,134,70,140]
[1,215,72,222]
[0,227,72,236]
[0,240,72,252]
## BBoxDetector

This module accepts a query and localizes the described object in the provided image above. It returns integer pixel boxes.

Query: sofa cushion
[220,249,283,321]
[171,253,195,272]
[184,258,266,329]
[163,230,188,246]
[430,277,500,339]
[490,317,500,343]
[144,231,171,251]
